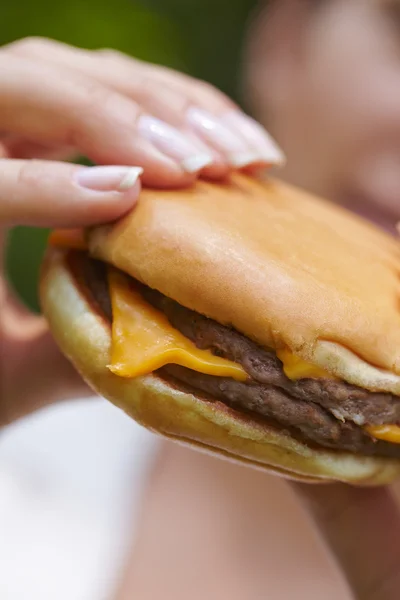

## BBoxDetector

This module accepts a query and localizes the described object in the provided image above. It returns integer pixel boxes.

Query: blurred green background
[3,0,255,312]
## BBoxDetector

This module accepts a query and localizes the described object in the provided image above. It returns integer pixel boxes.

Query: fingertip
[108,178,142,216]
[74,165,143,192]
[200,162,231,181]
[140,167,196,190]
[71,164,143,222]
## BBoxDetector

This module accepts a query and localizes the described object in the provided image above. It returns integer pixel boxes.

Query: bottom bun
[40,249,400,486]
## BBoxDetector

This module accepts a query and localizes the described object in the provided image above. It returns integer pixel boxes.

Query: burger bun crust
[39,248,400,486]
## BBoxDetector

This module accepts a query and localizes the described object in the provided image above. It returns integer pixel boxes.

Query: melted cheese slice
[50,229,400,443]
[276,349,334,380]
[366,424,400,444]
[49,229,333,382]
[107,268,248,381]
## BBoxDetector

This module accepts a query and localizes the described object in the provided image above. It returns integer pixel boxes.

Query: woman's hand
[0,37,284,426]
[0,37,284,193]
[292,482,400,599]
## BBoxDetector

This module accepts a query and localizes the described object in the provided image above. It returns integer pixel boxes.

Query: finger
[293,482,400,600]
[0,159,143,227]
[139,64,286,169]
[0,53,214,187]
[4,40,227,177]
[0,132,79,161]
[5,38,285,171]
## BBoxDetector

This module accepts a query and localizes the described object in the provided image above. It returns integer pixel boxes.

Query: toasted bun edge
[39,248,400,486]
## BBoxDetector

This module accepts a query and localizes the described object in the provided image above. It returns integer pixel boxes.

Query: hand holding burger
[0,37,281,425]
[3,36,400,600]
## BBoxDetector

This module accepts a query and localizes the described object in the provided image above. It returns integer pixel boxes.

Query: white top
[0,398,159,600]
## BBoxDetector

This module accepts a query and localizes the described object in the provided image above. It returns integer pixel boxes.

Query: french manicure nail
[186,107,246,155]
[138,115,214,173]
[222,111,286,166]
[75,166,143,192]
[228,152,268,168]
[187,107,286,168]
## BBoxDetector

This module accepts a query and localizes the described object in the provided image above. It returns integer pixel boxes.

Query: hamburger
[40,174,400,485]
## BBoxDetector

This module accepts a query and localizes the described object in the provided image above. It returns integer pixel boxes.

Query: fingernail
[138,115,213,173]
[187,107,286,168]
[75,166,143,191]
[228,152,270,168]
[222,111,286,166]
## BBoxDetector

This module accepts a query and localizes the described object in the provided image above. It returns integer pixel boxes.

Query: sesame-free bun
[39,248,400,486]
[87,174,400,395]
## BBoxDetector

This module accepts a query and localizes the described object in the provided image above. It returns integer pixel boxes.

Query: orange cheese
[108,271,334,381]
[51,235,400,443]
[276,349,334,380]
[105,270,400,442]
[48,228,87,250]
[50,232,334,382]
[366,424,400,444]
[107,268,248,381]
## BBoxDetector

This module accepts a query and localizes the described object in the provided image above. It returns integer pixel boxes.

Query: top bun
[87,174,400,394]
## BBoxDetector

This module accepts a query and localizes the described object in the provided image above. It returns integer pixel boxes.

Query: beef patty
[79,254,400,459]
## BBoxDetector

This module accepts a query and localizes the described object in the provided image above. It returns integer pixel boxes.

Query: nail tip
[118,166,144,190]
[181,154,214,173]
[221,111,286,162]
[269,152,287,167]
[229,151,286,169]
[228,152,260,168]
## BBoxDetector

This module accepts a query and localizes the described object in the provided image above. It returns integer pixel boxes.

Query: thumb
[0,159,143,227]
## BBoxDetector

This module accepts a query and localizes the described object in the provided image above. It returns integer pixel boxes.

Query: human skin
[245,2,400,597]
[0,37,282,425]
[3,14,400,596]
[116,3,400,599]
[244,0,400,233]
